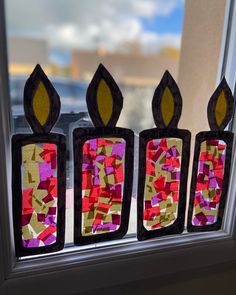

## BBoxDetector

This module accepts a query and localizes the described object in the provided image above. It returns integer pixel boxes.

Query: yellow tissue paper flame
[32,81,50,126]
[215,90,227,127]
[97,79,113,126]
[161,86,174,127]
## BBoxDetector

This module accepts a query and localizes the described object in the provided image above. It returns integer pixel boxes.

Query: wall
[178,0,227,136]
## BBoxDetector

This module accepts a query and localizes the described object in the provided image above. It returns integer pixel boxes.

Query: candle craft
[137,71,191,241]
[73,64,134,245]
[12,65,66,257]
[187,78,234,232]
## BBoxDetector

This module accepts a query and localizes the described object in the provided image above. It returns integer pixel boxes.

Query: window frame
[1,0,236,294]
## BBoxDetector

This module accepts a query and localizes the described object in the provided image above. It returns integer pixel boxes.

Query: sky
[6,0,184,64]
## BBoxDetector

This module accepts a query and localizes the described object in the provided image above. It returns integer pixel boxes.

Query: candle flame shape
[24,65,60,133]
[207,78,234,131]
[86,64,123,128]
[97,79,113,126]
[32,81,50,126]
[161,86,175,127]
[152,71,182,128]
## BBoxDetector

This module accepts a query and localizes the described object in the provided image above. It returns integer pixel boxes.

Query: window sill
[13,229,230,275]
[2,229,236,295]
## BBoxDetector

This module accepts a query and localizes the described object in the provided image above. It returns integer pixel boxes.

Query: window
[1,0,236,294]
[6,0,186,247]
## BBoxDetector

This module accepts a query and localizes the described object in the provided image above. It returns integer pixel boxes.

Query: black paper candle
[137,71,191,241]
[12,65,66,257]
[187,78,234,232]
[74,64,134,245]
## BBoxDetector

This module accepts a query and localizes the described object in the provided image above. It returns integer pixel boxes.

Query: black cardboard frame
[187,131,234,232]
[24,64,61,134]
[152,70,182,129]
[207,78,233,131]
[137,128,191,241]
[86,64,123,128]
[12,134,66,257]
[73,127,134,245]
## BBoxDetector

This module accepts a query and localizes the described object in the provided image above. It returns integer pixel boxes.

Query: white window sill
[1,229,236,295]
[14,230,231,275]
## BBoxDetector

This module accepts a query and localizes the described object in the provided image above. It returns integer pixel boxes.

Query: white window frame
[1,0,236,294]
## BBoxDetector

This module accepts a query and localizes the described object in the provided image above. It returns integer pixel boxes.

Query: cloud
[6,0,183,53]
[123,0,183,18]
[140,32,181,53]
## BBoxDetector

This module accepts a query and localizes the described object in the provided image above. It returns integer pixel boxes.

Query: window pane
[7,0,227,248]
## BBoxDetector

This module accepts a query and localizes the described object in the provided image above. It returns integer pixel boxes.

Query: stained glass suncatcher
[12,65,66,257]
[137,71,191,241]
[192,140,226,226]
[187,78,234,232]
[143,138,182,230]
[74,64,134,245]
[81,138,125,236]
[21,143,58,247]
